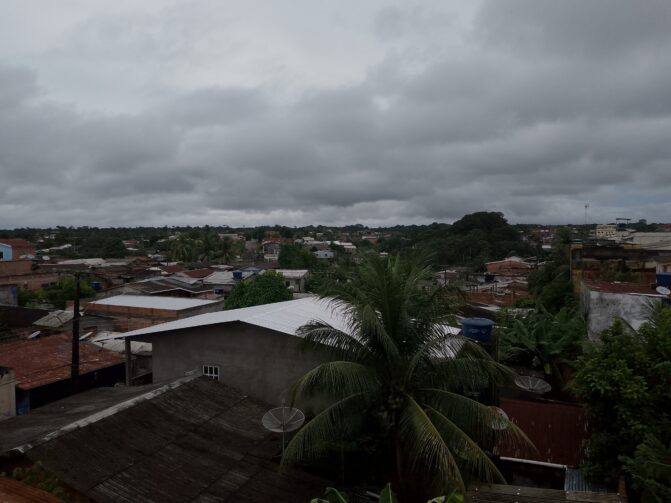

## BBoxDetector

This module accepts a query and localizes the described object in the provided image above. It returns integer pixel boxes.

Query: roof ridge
[9,374,200,454]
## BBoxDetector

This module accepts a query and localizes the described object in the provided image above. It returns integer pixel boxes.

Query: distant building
[0,239,35,261]
[313,249,334,260]
[84,295,225,332]
[0,334,125,414]
[595,224,618,240]
[580,279,667,339]
[275,269,309,292]
[485,256,533,276]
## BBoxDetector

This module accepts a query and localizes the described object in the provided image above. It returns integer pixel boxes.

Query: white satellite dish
[262,406,305,457]
[489,406,509,431]
[515,375,551,395]
[656,286,671,296]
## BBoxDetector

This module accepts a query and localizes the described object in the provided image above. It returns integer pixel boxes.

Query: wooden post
[125,338,132,386]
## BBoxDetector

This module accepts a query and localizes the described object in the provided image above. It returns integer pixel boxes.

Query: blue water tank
[233,271,243,280]
[460,318,494,343]
[213,288,224,295]
[90,281,101,291]
[657,273,671,288]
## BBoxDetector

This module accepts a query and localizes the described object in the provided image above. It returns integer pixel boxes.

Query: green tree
[224,271,292,310]
[622,434,671,502]
[499,306,586,387]
[572,308,671,494]
[278,243,318,269]
[170,234,195,262]
[283,256,530,498]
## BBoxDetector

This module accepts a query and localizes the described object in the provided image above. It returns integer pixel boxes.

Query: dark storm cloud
[2,0,671,227]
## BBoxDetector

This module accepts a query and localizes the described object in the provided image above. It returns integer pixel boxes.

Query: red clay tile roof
[0,334,125,391]
[582,279,659,295]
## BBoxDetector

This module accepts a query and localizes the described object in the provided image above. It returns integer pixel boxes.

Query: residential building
[0,239,35,261]
[0,334,125,414]
[580,279,667,339]
[485,256,533,276]
[84,295,226,332]
[102,297,349,403]
[275,269,309,292]
[313,249,334,260]
[595,224,618,240]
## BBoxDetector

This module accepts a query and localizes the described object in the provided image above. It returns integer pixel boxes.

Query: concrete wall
[137,322,326,404]
[581,287,662,340]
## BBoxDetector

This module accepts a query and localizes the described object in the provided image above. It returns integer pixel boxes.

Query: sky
[2,0,671,228]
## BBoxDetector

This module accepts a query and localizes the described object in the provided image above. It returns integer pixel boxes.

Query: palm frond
[298,321,375,363]
[419,388,534,456]
[289,361,380,403]
[398,394,465,491]
[282,393,367,466]
[424,405,505,484]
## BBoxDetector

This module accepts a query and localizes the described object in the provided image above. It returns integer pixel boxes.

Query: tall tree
[283,256,529,498]
[224,271,292,310]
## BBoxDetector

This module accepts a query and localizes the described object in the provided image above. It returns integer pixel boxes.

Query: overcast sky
[2,1,670,228]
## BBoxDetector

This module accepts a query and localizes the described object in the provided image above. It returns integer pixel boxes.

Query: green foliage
[20,277,95,309]
[622,434,671,502]
[572,309,671,490]
[224,271,292,310]
[499,306,586,385]
[310,483,463,503]
[11,462,69,501]
[278,243,318,269]
[528,231,574,312]
[284,255,531,499]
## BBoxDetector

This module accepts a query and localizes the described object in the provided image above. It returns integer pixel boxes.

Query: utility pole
[71,272,80,389]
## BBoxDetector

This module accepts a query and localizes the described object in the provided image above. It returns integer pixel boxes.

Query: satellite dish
[262,407,305,433]
[489,406,509,431]
[656,286,671,296]
[515,375,551,395]
[262,406,305,458]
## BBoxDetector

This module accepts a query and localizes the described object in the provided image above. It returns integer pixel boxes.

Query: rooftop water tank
[657,273,671,288]
[232,271,243,280]
[460,318,494,343]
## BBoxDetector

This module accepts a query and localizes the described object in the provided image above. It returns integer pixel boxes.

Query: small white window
[202,365,220,380]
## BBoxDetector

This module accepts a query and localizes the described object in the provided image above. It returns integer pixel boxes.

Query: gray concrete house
[100,297,349,404]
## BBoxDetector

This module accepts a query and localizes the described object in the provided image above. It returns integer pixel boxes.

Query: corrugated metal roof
[0,334,125,390]
[105,296,351,339]
[89,295,216,310]
[7,377,329,503]
[33,310,73,329]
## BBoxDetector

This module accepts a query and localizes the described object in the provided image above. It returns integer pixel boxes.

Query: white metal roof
[96,296,463,345]
[89,295,217,311]
[97,296,350,340]
[275,269,309,279]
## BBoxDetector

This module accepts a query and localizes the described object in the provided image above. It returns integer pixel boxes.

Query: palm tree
[283,255,530,498]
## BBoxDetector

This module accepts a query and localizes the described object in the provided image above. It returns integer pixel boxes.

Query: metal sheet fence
[497,398,588,467]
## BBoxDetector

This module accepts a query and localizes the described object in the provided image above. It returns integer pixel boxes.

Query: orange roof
[180,268,215,278]
[0,334,125,391]
[0,239,34,248]
[582,279,659,295]
[0,476,64,503]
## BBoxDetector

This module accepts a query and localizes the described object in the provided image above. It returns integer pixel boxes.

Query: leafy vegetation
[622,433,671,502]
[278,243,319,269]
[572,307,671,495]
[224,271,292,309]
[499,306,586,387]
[19,276,96,309]
[283,255,530,499]
[3,462,70,501]
[527,227,574,312]
[310,483,463,503]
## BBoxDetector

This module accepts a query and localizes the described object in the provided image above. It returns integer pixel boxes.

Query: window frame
[202,364,220,380]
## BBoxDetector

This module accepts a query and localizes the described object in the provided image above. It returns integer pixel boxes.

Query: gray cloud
[1,1,671,228]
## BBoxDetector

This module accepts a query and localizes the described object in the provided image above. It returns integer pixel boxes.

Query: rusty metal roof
[582,280,661,296]
[0,334,125,390]
[0,476,64,503]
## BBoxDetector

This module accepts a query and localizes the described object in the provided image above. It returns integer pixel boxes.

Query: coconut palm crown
[282,255,531,494]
